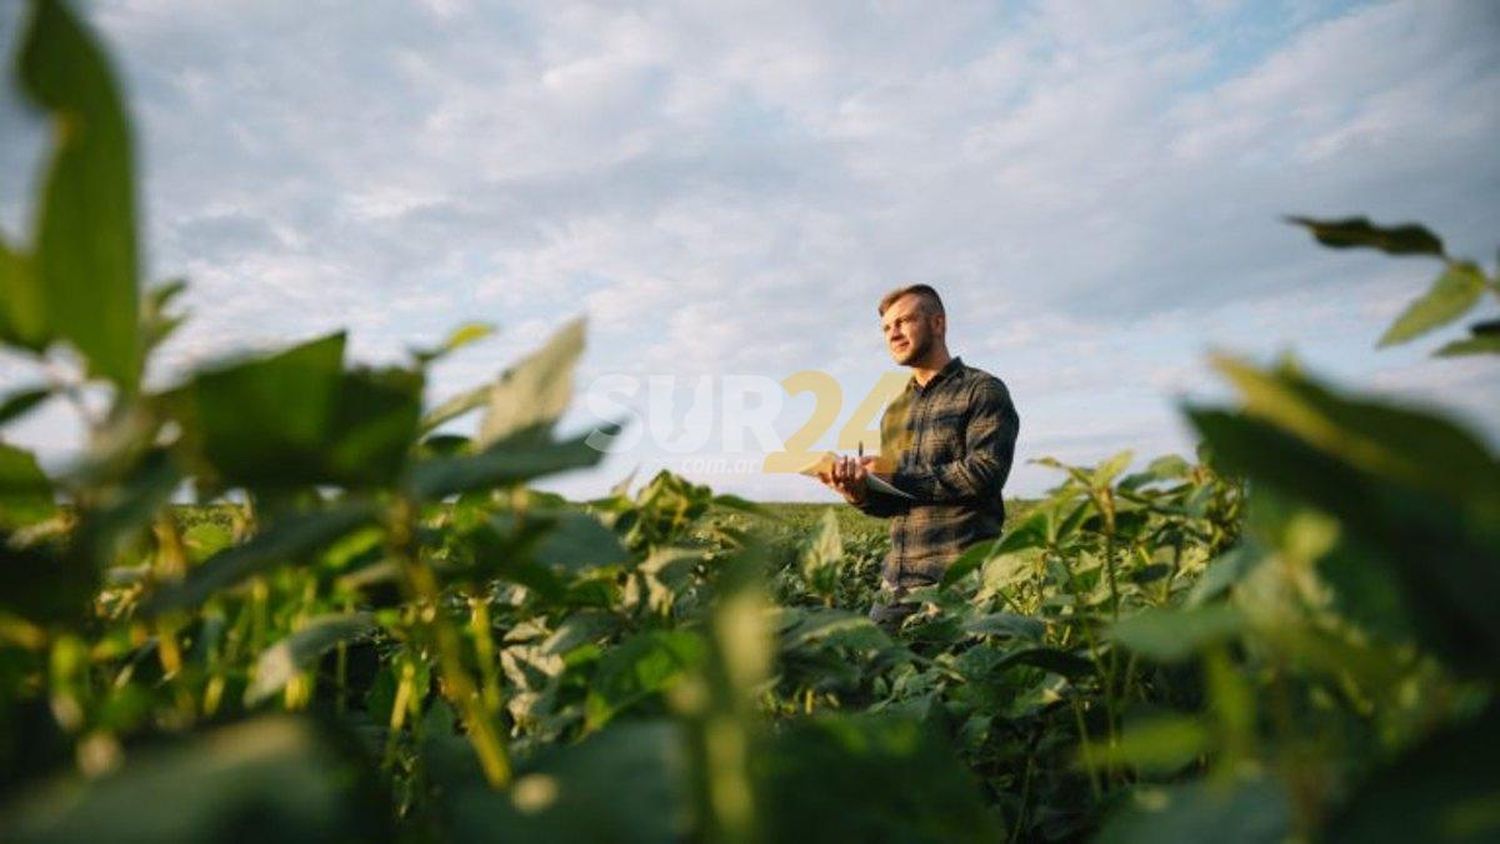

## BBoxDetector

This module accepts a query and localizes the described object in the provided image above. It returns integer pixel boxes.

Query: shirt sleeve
[891,378,1018,504]
[852,486,911,518]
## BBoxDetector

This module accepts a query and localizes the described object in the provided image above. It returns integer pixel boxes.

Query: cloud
[0,0,1496,501]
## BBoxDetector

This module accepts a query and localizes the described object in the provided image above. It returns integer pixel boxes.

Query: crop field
[2,2,1499,842]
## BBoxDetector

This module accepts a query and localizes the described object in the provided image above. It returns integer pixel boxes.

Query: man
[820,284,1020,629]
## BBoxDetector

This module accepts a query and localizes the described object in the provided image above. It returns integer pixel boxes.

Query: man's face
[881,294,938,366]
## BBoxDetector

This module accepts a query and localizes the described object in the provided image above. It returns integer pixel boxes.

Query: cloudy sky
[1,0,1498,501]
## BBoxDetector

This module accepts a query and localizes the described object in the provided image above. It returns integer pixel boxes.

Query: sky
[1,0,1498,502]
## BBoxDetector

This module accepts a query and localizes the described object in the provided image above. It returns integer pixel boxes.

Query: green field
[3,2,1499,842]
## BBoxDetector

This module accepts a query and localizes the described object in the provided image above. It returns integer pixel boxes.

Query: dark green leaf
[1287,215,1444,257]
[0,386,52,428]
[0,716,391,843]
[1079,715,1210,776]
[0,442,55,528]
[1097,777,1290,844]
[757,714,1001,842]
[20,0,142,390]
[245,613,376,705]
[996,646,1095,678]
[488,509,629,573]
[1378,262,1487,347]
[1328,705,1500,843]
[142,501,379,614]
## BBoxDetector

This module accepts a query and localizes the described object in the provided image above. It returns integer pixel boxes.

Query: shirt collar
[908,356,964,394]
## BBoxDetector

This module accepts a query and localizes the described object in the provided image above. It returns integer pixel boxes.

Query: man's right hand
[821,456,880,505]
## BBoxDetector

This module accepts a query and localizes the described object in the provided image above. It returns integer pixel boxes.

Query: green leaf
[245,613,376,705]
[0,716,391,842]
[487,509,629,573]
[1093,449,1134,487]
[478,317,585,447]
[0,442,55,529]
[141,278,187,354]
[0,385,53,427]
[141,501,379,614]
[801,508,844,577]
[780,609,889,650]
[757,714,1002,842]
[584,630,704,730]
[1328,705,1500,843]
[19,0,142,391]
[0,237,46,350]
[1435,334,1500,357]
[1378,262,1487,347]
[172,334,423,489]
[1209,355,1500,503]
[996,646,1095,678]
[1097,777,1290,844]
[962,612,1045,641]
[406,429,604,501]
[439,721,689,842]
[1110,604,1243,662]
[412,321,496,365]
[1286,215,1445,257]
[1189,408,1500,673]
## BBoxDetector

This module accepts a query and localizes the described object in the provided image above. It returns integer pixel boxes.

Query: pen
[858,440,863,460]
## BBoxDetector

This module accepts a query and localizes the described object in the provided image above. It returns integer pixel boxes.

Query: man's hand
[820,456,881,505]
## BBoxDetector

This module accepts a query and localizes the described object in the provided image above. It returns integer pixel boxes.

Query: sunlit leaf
[478,318,585,447]
[1378,262,1487,347]
[412,320,496,365]
[245,613,376,705]
[1079,715,1210,776]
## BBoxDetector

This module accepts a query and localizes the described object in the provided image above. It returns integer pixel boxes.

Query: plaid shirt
[856,357,1020,585]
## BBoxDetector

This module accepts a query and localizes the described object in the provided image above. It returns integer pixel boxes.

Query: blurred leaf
[1287,216,1444,257]
[996,646,1095,678]
[1096,777,1290,844]
[0,716,390,843]
[181,522,232,563]
[1189,407,1500,673]
[1209,355,1500,503]
[801,508,843,578]
[0,542,94,625]
[246,613,376,705]
[963,612,1045,641]
[412,321,495,365]
[1110,605,1243,662]
[781,609,889,650]
[1093,450,1135,487]
[0,236,46,350]
[440,721,689,843]
[0,442,55,529]
[173,335,423,489]
[1436,332,1500,357]
[757,714,1001,842]
[406,429,604,500]
[584,631,704,730]
[0,386,51,428]
[420,383,490,435]
[141,278,187,353]
[19,0,142,390]
[478,318,585,447]
[142,501,379,614]
[1378,262,1487,347]
[1186,544,1263,607]
[1079,715,1210,776]
[1328,705,1500,844]
[488,509,629,573]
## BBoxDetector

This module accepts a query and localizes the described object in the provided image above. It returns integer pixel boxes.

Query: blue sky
[1,0,1497,502]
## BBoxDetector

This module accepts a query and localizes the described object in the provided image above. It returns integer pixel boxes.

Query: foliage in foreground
[2,1,1499,841]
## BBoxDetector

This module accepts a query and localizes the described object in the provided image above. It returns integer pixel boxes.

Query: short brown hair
[878,284,945,317]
